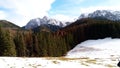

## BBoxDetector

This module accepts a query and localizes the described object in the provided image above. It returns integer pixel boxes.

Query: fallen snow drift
[66,37,120,58]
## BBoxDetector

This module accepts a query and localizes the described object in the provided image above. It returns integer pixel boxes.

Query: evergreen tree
[0,27,16,56]
[14,31,26,57]
[32,34,40,56]
[24,31,33,56]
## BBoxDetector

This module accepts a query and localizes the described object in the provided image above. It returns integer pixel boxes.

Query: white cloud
[51,14,76,22]
[0,0,55,26]
[0,11,6,19]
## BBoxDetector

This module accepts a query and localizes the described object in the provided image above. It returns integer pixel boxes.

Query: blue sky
[49,0,120,18]
[0,0,120,26]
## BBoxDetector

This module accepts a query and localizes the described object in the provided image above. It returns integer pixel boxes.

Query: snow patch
[66,37,120,58]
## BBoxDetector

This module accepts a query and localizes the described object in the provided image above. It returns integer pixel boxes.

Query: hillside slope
[0,20,20,30]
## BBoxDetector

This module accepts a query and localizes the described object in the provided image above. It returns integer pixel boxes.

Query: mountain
[79,10,120,21]
[32,24,61,32]
[0,20,20,30]
[25,10,120,30]
[24,16,69,29]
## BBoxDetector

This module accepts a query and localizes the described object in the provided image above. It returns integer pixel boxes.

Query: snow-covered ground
[66,37,120,58]
[0,57,119,68]
[0,37,120,68]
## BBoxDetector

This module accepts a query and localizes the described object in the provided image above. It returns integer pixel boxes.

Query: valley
[1,0,120,67]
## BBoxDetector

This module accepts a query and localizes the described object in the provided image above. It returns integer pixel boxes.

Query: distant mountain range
[79,10,120,21]
[1,10,120,32]
[24,10,120,31]
[24,16,71,29]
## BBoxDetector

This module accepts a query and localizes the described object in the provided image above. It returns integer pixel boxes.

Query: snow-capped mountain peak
[79,10,120,21]
[25,16,67,29]
[43,16,49,21]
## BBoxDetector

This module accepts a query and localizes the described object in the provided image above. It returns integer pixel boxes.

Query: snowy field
[0,57,119,68]
[0,37,120,68]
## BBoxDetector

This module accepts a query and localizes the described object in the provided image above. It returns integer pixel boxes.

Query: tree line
[0,27,72,57]
[57,18,120,48]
